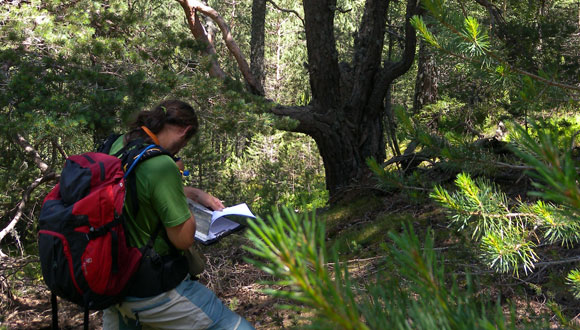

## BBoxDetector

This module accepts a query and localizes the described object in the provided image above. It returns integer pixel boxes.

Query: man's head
[128,99,199,154]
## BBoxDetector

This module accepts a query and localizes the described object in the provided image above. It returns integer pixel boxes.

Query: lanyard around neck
[141,126,160,145]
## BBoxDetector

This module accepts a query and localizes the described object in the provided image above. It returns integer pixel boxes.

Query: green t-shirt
[110,136,191,255]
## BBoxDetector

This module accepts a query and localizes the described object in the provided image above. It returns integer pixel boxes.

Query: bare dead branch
[0,172,57,258]
[493,161,534,170]
[335,6,352,14]
[13,133,50,173]
[52,138,68,159]
[383,153,435,168]
[456,256,580,276]
[266,0,304,26]
[531,256,580,268]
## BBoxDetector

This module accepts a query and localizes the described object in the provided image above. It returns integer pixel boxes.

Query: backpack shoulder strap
[116,139,172,173]
[97,133,122,154]
[116,139,173,225]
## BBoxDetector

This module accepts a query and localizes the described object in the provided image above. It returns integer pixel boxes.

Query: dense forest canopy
[2,0,580,328]
[0,0,327,253]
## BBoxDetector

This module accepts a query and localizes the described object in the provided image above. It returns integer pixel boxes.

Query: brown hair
[125,99,199,143]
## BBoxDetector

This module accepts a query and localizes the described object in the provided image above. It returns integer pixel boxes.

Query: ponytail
[126,100,199,143]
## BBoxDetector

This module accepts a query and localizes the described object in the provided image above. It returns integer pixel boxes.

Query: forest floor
[2,189,580,329]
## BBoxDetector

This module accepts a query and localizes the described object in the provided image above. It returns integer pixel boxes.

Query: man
[102,100,254,329]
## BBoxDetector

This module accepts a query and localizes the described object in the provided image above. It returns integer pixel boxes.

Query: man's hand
[184,187,225,211]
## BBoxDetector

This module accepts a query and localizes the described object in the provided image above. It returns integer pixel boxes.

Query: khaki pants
[102,277,254,330]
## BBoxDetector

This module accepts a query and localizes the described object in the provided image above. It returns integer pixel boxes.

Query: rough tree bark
[250,0,266,91]
[176,0,421,201]
[413,40,439,112]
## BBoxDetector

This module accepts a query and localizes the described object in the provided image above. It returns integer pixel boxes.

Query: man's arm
[166,215,196,250]
[176,159,224,210]
[184,186,225,211]
[148,157,198,250]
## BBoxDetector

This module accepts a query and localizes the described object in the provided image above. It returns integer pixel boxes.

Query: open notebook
[187,199,256,245]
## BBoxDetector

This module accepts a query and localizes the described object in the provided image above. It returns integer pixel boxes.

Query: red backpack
[38,138,174,329]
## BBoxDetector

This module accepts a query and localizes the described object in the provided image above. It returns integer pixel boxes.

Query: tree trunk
[275,0,419,199]
[413,40,439,112]
[179,0,420,202]
[250,0,266,90]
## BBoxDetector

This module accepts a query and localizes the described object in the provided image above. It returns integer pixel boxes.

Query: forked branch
[177,0,226,79]
[177,0,264,95]
[1,134,58,257]
[0,172,57,258]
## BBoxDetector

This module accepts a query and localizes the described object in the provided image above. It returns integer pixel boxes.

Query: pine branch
[411,13,580,93]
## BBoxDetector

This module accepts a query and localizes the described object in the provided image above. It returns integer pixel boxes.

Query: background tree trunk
[250,0,266,91]
[413,40,439,112]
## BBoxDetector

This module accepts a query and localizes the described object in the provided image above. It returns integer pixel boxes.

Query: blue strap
[124,144,156,179]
